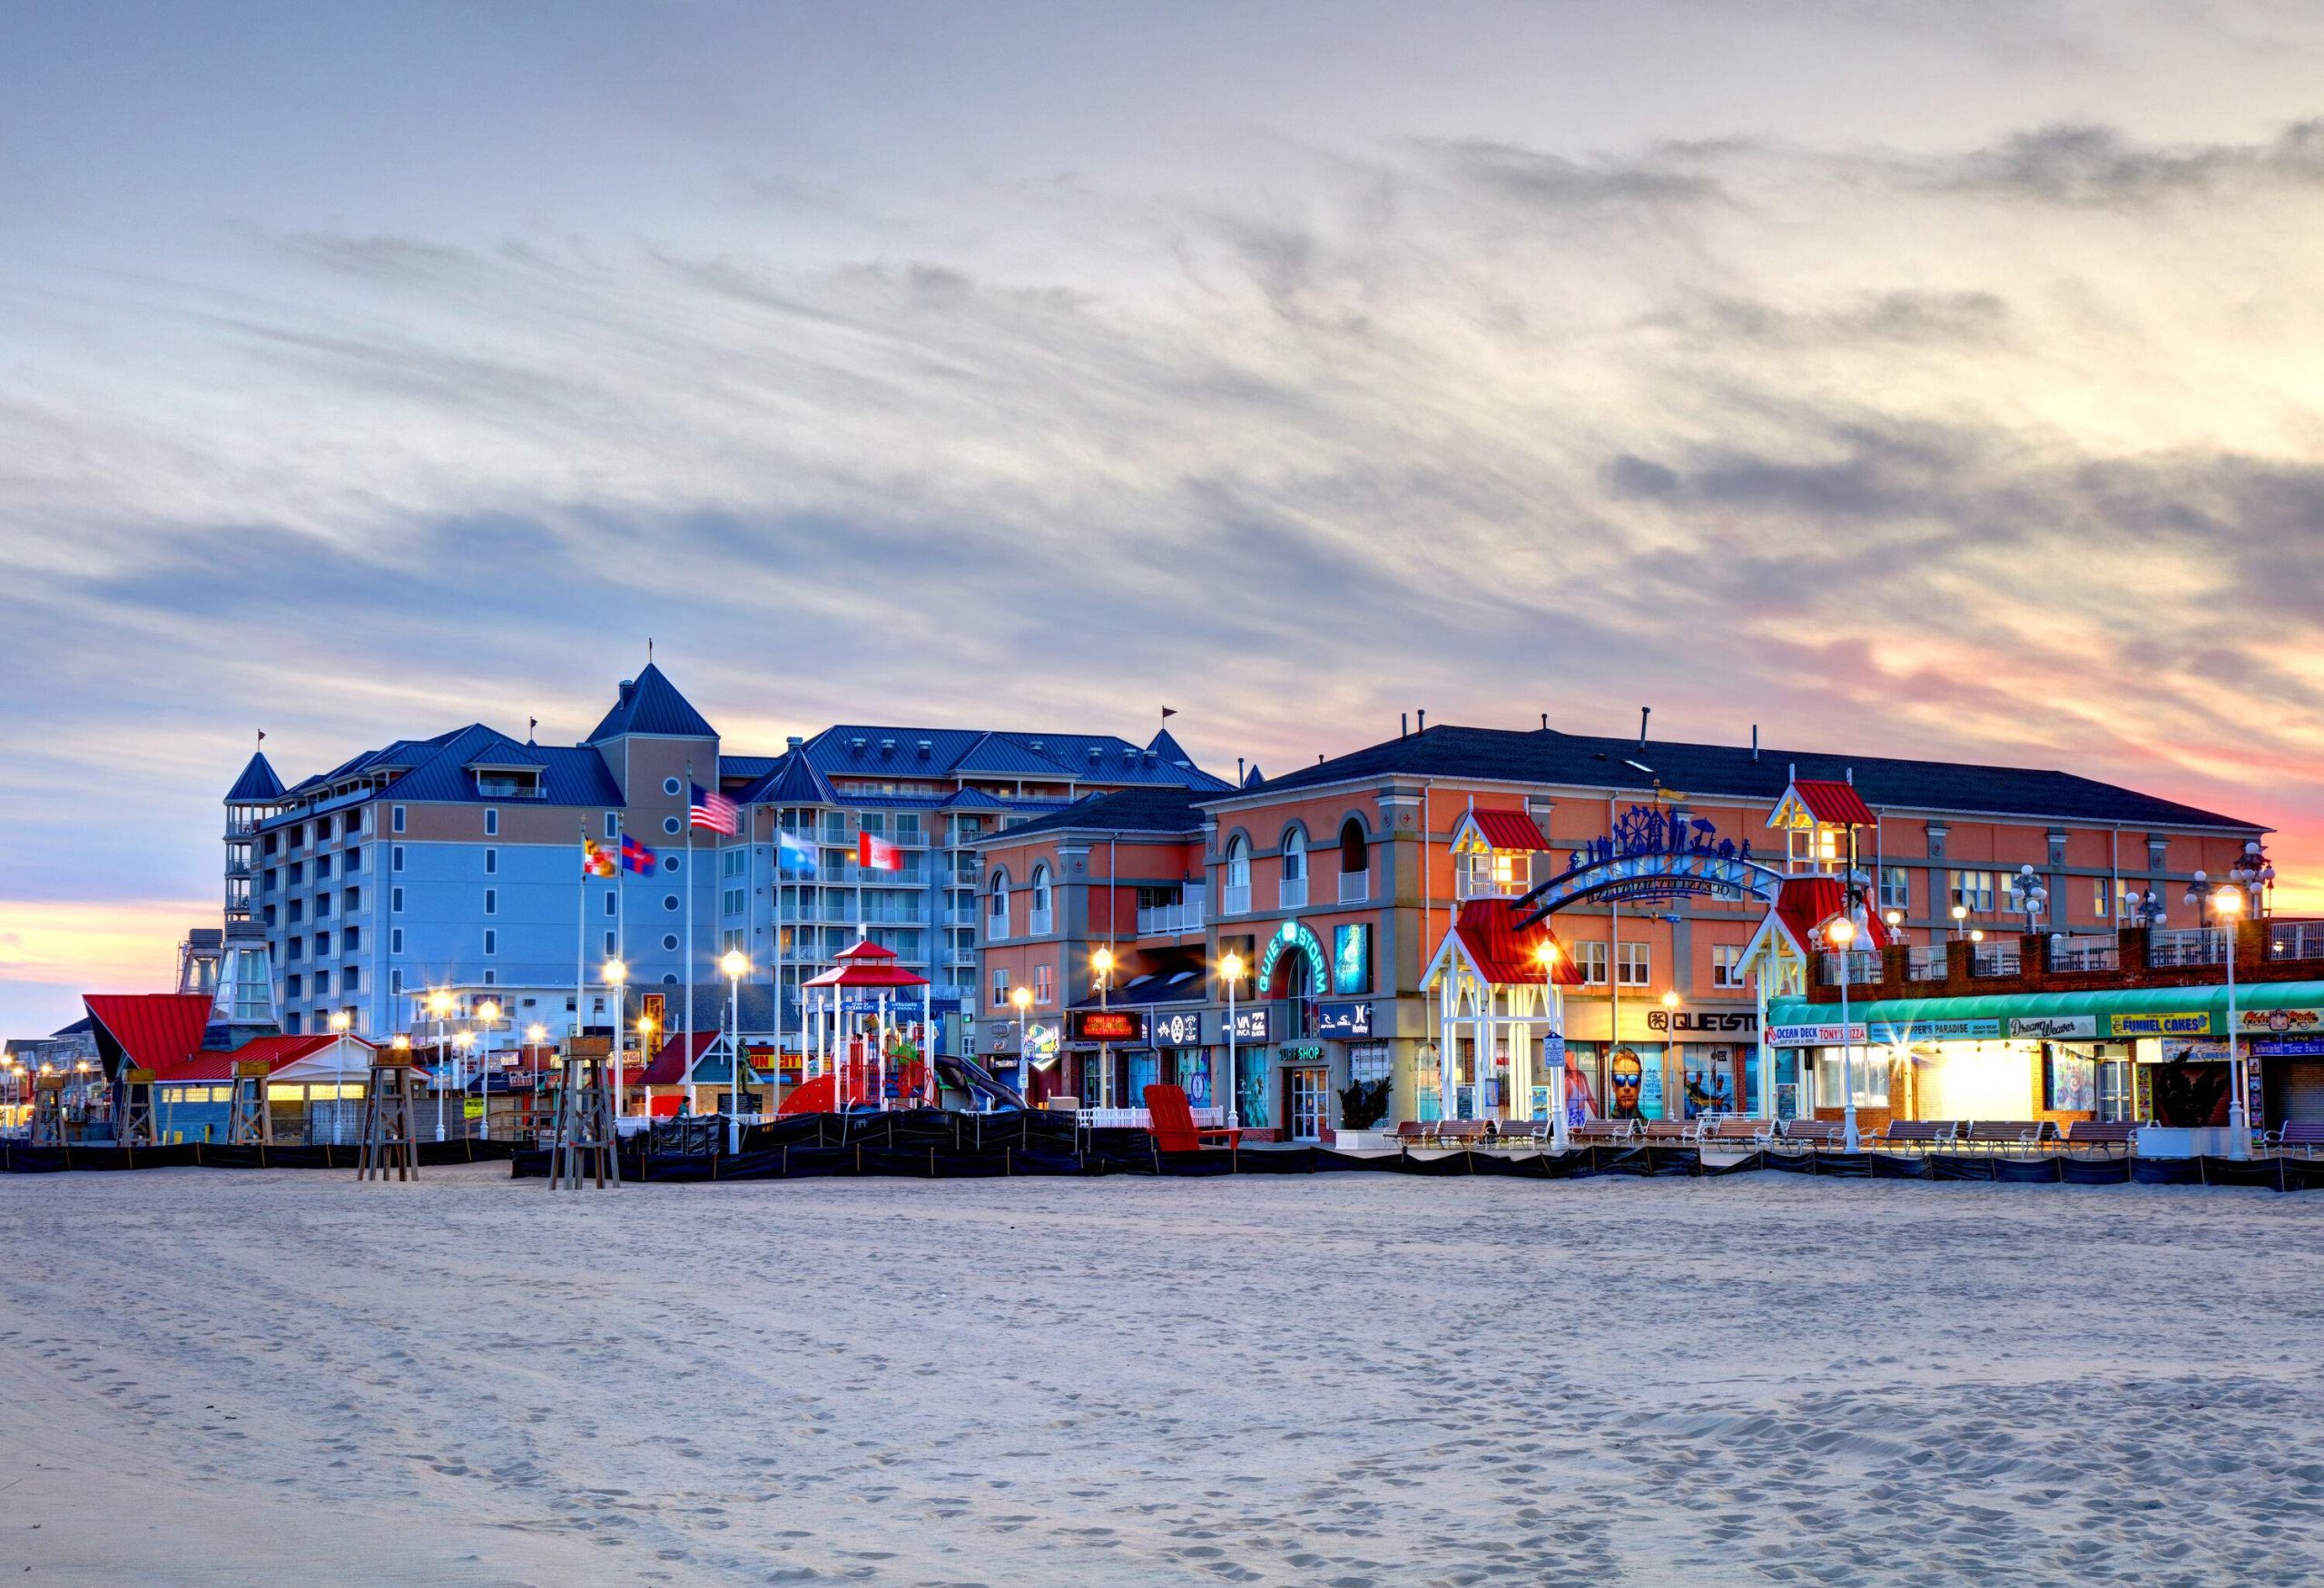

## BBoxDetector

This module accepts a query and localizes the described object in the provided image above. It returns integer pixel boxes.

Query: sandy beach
[4,1167,2321,1586]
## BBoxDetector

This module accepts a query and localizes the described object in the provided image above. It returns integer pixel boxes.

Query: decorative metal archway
[1515,804,1789,927]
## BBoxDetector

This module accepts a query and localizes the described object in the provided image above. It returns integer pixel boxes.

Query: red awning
[157,1033,340,1083]
[1773,876,1891,954]
[1790,779,1876,827]
[1451,899,1585,987]
[802,963,931,989]
[1468,809,1553,852]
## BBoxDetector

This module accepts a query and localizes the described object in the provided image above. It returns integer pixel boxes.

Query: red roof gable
[83,994,213,1078]
[640,1031,717,1087]
[834,939,899,962]
[1791,779,1876,827]
[1468,809,1553,852]
[1772,877,1891,956]
[1451,899,1585,987]
[803,962,931,989]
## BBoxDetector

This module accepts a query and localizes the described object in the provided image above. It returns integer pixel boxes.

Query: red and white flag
[858,832,901,871]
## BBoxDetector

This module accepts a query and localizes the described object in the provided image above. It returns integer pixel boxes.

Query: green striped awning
[1767,980,2324,1044]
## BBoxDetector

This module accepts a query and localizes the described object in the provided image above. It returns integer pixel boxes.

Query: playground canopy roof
[803,939,931,991]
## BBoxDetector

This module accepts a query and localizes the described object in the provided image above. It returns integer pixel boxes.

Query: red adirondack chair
[1143,1083,1243,1151]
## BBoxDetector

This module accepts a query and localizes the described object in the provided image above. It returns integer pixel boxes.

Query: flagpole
[773,805,784,1110]
[616,811,628,1122]
[684,760,695,1119]
[576,818,587,1065]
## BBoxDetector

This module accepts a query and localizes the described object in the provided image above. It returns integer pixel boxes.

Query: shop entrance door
[1288,1067,1330,1140]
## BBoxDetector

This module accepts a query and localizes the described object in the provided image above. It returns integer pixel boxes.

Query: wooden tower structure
[119,1068,158,1148]
[225,1057,274,1145]
[27,1072,67,1146]
[358,1050,421,1181]
[545,1038,621,1190]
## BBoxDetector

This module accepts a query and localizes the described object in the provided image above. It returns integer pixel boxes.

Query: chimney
[1237,757,1246,784]
[1401,712,1408,738]
[1540,713,1548,731]
[785,735,803,751]
[1417,709,1426,733]
[1638,705,1651,746]
[1751,725,1759,762]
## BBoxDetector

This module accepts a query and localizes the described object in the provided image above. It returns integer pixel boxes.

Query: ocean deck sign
[1768,1021,1868,1048]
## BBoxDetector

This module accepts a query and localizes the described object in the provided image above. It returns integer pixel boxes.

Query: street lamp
[603,958,628,1122]
[1535,941,1568,1151]
[1949,901,1969,942]
[1009,983,1035,1106]
[426,989,455,1139]
[329,1010,351,1035]
[2216,883,2250,1159]
[1826,915,1861,1151]
[453,1030,477,1138]
[2229,840,2275,918]
[1092,946,1116,1108]
[722,948,751,1139]
[1220,952,1246,1130]
[2008,864,2048,937]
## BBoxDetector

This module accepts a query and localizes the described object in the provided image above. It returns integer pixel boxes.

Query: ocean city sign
[1522,805,1789,922]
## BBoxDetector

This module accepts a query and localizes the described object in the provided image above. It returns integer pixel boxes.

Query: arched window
[988,867,1010,937]
[1339,818,1367,873]
[1031,863,1051,912]
[1282,828,1305,882]
[1226,836,1251,890]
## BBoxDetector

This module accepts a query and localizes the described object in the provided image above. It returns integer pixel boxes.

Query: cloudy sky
[6,0,2324,1034]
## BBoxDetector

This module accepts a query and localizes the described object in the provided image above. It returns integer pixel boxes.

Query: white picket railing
[1077,1106,1224,1129]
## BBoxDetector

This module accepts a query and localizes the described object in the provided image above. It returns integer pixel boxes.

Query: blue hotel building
[228,666,1230,1052]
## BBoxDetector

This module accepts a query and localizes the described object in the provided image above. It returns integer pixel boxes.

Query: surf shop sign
[1527,804,1789,917]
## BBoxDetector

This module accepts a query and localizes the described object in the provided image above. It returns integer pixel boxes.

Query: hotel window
[1282,829,1306,883]
[606,812,619,840]
[482,969,496,986]
[1712,944,1747,990]
[390,886,403,912]
[485,847,497,874]
[342,925,360,952]
[484,889,497,915]
[2095,880,2111,919]
[391,845,405,873]
[346,808,363,834]
[1616,942,1649,987]
[392,805,406,833]
[315,893,331,917]
[484,808,499,836]
[1226,836,1251,891]
[315,853,332,879]
[895,814,922,845]
[1949,870,1996,912]
[605,930,617,957]
[724,887,744,915]
[723,847,745,878]
[1574,942,1609,985]
[289,899,304,923]
[1878,866,1910,912]
[287,938,303,962]
[313,969,330,995]
[262,903,277,927]
[484,930,497,955]
[1034,962,1054,1004]
[287,973,303,997]
[320,815,335,841]
[991,967,1009,1008]
[390,969,404,995]
[604,891,616,917]
[290,861,304,884]
[390,928,403,954]
[342,966,359,992]
[344,846,361,873]
[315,931,330,956]
[343,886,359,914]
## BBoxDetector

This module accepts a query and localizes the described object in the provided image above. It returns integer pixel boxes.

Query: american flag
[689,782,739,835]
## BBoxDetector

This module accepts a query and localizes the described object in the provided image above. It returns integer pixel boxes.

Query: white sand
[4,1166,2321,1587]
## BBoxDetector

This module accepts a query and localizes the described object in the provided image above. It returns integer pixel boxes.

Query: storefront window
[2043,1047,2096,1111]
[1812,1051,1891,1108]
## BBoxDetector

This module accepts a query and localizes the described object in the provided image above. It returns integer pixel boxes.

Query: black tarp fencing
[0,1137,517,1174]
[9,1113,2322,1191]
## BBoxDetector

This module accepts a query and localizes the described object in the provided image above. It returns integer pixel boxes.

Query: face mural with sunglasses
[1610,1048,1645,1119]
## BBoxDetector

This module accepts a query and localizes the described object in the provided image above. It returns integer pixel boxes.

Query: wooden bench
[1641,1119,1699,1146]
[1432,1119,1492,1148]
[1393,1119,1438,1148]
[1492,1117,1550,1147]
[2267,1120,2324,1157]
[1704,1116,1775,1149]
[1876,1119,1959,1150]
[2060,1119,2138,1154]
[1963,1119,2059,1151]
[1572,1118,1639,1148]
[1777,1119,1845,1149]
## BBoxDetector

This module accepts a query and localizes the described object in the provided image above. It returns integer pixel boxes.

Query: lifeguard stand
[358,1050,421,1181]
[225,1058,274,1145]
[120,1068,158,1148]
[28,1073,67,1145]
[546,1037,620,1189]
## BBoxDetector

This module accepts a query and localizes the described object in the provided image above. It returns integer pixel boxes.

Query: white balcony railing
[1819,951,1882,986]
[1028,907,1054,936]
[1280,877,1308,910]
[986,912,1008,942]
[1338,869,1370,904]
[1137,898,1206,936]
[1222,883,1251,916]
[2268,922,2324,962]
[2149,928,2226,968]
[1906,948,1947,981]
[2048,936,2119,972]
[1972,944,2022,977]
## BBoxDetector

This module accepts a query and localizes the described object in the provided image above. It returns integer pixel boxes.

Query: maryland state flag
[581,836,616,878]
[620,833,657,874]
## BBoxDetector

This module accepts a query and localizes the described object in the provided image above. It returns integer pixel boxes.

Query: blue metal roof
[225,752,283,804]
[739,752,842,806]
[585,663,718,743]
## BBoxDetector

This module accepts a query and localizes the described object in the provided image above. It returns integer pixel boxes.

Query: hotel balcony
[1221,883,1251,916]
[1137,895,1206,937]
[1279,877,1308,910]
[1028,907,1054,936]
[1338,869,1370,905]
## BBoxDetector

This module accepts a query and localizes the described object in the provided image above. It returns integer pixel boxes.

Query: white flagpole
[684,760,696,1116]
[615,811,627,1122]
[576,819,587,1082]
[773,809,784,1109]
